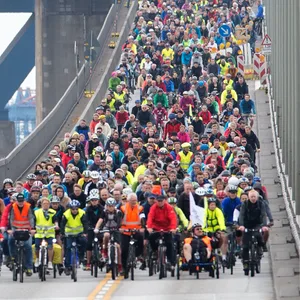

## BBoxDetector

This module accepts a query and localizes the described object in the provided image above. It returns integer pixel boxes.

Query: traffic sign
[219,24,231,38]
[261,34,272,54]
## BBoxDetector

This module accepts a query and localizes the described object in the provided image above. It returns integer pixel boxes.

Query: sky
[0,13,36,96]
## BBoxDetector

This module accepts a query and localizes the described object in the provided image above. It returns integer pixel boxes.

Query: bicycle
[36,225,56,281]
[0,237,3,275]
[147,240,157,277]
[12,230,30,283]
[90,230,105,278]
[65,233,82,282]
[245,228,263,277]
[227,226,237,275]
[123,229,140,281]
[101,229,119,280]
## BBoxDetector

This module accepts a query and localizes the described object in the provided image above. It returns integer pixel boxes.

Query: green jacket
[153,93,168,108]
[174,206,189,232]
[109,77,121,92]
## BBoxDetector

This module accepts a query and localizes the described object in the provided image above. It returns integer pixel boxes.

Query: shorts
[35,237,54,250]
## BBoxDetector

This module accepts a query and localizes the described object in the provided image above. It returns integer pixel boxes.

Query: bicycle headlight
[52,238,57,244]
[41,240,48,247]
[94,238,98,242]
[72,242,77,247]
[129,240,135,245]
[194,252,200,260]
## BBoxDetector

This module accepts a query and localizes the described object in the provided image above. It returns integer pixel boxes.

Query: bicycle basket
[13,231,30,241]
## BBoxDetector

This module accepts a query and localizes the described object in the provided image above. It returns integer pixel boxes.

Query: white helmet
[228,176,240,187]
[87,189,99,201]
[203,183,212,190]
[195,187,206,197]
[123,187,133,195]
[90,171,100,179]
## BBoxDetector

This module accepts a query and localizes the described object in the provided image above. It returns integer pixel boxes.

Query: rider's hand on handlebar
[268,222,274,227]
[238,226,245,232]
[170,229,177,235]
[262,226,269,232]
[30,230,36,236]
[94,229,99,234]
[147,228,153,234]
[7,230,13,236]
[139,228,145,233]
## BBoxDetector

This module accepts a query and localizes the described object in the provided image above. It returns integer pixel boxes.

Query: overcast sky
[0,13,36,95]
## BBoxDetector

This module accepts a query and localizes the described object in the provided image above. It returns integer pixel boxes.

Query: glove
[94,229,99,234]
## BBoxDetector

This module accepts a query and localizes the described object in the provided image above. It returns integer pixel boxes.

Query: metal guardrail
[0,4,118,184]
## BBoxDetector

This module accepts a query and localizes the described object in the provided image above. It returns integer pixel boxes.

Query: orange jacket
[184,235,212,251]
[120,203,144,234]
[12,202,31,229]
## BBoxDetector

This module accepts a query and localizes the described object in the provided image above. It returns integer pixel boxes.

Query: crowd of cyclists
[0,0,270,282]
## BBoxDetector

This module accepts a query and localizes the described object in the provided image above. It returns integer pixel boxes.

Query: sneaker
[84,264,91,271]
[34,258,39,268]
[25,269,33,276]
[47,262,53,270]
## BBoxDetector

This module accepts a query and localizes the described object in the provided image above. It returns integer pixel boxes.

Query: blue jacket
[68,158,87,173]
[222,197,241,224]
[181,51,193,66]
[240,99,256,114]
[163,80,175,93]
[75,125,90,141]
[256,5,264,18]
[215,36,225,46]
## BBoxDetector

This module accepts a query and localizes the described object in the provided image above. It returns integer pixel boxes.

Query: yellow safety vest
[35,208,56,238]
[203,207,226,233]
[63,209,85,235]
[178,151,193,171]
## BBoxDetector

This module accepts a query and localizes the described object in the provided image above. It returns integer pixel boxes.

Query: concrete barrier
[74,0,138,131]
[0,4,118,184]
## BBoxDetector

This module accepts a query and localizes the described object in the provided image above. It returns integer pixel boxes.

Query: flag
[189,192,205,227]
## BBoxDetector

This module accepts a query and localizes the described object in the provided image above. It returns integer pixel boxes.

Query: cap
[96,106,105,110]
[169,113,176,119]
[16,193,25,202]
[49,150,58,156]
[92,134,98,139]
[210,148,218,154]
[145,192,157,199]
[99,115,106,120]
[156,195,166,201]
[200,144,209,151]
[135,99,141,103]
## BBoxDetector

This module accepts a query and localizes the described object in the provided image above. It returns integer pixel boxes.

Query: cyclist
[240,94,256,127]
[34,197,59,270]
[183,223,212,265]
[147,194,177,270]
[221,185,241,267]
[7,193,35,276]
[203,197,226,248]
[238,190,268,275]
[167,197,188,233]
[60,200,87,275]
[120,193,145,278]
[94,198,122,270]
[85,189,104,271]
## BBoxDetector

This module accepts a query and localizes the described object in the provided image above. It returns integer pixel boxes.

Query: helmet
[88,189,99,200]
[221,176,229,184]
[33,181,43,188]
[192,182,200,190]
[11,193,18,201]
[199,81,204,87]
[95,146,103,153]
[27,173,36,180]
[123,187,133,195]
[192,223,202,231]
[82,170,91,178]
[69,200,81,208]
[203,183,212,190]
[87,159,94,166]
[207,197,217,204]
[181,142,191,148]
[3,178,13,185]
[205,188,214,195]
[239,177,249,184]
[158,148,168,155]
[221,170,231,177]
[90,171,100,179]
[168,197,177,204]
[227,185,238,192]
[216,190,227,200]
[30,186,41,193]
[195,187,206,196]
[244,186,253,193]
[106,198,116,206]
[253,176,261,182]
[51,196,60,203]
[97,180,107,189]
[7,188,16,194]
[228,176,240,187]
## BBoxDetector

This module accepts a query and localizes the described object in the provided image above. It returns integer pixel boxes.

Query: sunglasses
[71,208,79,210]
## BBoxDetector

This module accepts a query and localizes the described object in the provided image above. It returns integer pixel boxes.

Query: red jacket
[163,120,181,140]
[62,153,73,169]
[0,203,12,228]
[115,111,129,125]
[147,202,177,231]
[23,182,32,192]
[198,110,211,125]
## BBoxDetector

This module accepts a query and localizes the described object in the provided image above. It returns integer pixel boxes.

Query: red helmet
[216,190,227,200]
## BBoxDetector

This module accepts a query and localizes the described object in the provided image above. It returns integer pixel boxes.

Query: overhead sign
[219,24,231,38]
[261,34,272,54]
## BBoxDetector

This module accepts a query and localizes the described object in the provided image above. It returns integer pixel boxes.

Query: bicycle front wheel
[19,249,24,283]
[158,246,166,280]
[110,246,117,280]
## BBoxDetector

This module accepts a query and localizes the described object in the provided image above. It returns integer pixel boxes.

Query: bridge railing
[0,3,118,183]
